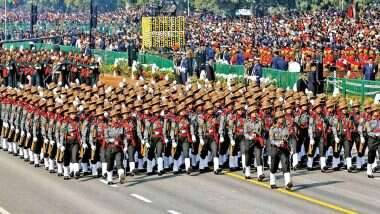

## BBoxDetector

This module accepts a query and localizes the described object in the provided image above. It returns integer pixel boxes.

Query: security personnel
[243,105,265,181]
[269,111,292,190]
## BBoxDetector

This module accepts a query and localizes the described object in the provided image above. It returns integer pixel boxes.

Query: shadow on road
[292,180,343,191]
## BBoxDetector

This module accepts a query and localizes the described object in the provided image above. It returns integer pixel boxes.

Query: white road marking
[0,206,11,214]
[98,179,118,188]
[130,194,152,203]
[168,210,181,214]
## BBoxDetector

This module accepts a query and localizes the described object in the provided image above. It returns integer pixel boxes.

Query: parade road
[0,151,378,214]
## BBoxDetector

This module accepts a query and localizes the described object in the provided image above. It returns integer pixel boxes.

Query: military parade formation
[0,49,100,88]
[0,78,379,191]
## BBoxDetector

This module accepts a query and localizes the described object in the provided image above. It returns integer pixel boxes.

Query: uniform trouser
[264,131,270,156]
[307,136,323,157]
[174,137,190,160]
[243,139,263,167]
[89,141,102,164]
[63,143,79,166]
[48,143,57,160]
[32,134,43,154]
[200,137,218,159]
[298,127,309,154]
[368,137,380,164]
[136,141,144,160]
[290,135,302,154]
[105,145,124,171]
[42,138,50,158]
[80,144,91,163]
[219,133,230,156]
[100,146,106,163]
[270,145,290,174]
[319,135,334,157]
[126,144,136,163]
[164,140,172,158]
[352,133,367,157]
[192,136,200,155]
[7,127,15,142]
[147,138,164,161]
[333,137,352,158]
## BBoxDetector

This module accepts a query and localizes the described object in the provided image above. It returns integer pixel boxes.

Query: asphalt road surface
[0,151,379,214]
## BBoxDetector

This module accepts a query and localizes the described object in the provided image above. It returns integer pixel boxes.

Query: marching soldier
[357,103,372,170]
[307,99,326,171]
[198,100,222,175]
[61,106,81,180]
[350,100,365,171]
[121,100,138,176]
[284,100,298,170]
[144,101,166,176]
[172,103,194,174]
[365,105,380,178]
[133,99,145,173]
[104,106,126,185]
[226,99,243,172]
[31,99,45,167]
[334,102,354,172]
[269,111,292,190]
[294,98,310,168]
[243,105,265,180]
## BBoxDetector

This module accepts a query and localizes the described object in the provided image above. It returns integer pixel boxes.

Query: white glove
[50,140,55,145]
[82,143,88,149]
[44,139,49,144]
[360,137,365,144]
[91,144,96,150]
[145,143,151,148]
[192,135,196,142]
[15,128,20,134]
[335,137,340,144]
[3,122,8,128]
[219,136,224,143]
[11,125,14,130]
[310,138,315,145]
[33,137,37,142]
[60,146,65,152]
[200,138,205,146]
[172,142,177,148]
[123,147,128,153]
[141,139,145,145]
[21,131,25,137]
[165,138,169,144]
[27,133,31,138]
[231,139,236,146]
